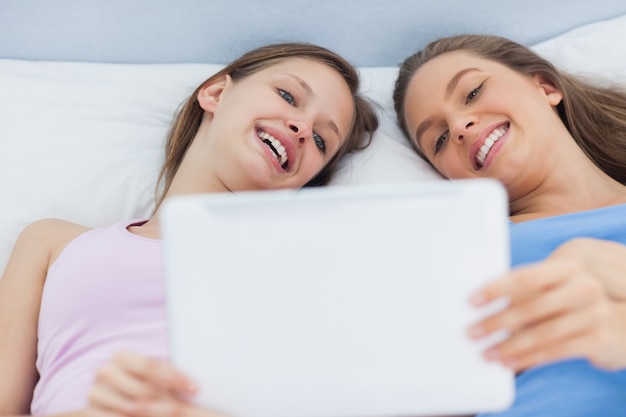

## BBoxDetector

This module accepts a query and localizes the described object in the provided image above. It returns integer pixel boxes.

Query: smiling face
[196,57,355,192]
[402,51,564,199]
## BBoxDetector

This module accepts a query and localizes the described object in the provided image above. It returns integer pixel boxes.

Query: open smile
[474,124,509,169]
[257,129,289,170]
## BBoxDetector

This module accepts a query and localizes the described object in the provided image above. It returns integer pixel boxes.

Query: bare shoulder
[10,218,92,272]
[19,218,90,245]
[20,218,90,238]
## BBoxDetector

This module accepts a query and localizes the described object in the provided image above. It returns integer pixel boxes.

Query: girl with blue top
[393,34,626,417]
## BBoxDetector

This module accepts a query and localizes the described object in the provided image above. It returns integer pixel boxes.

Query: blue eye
[465,81,484,104]
[434,131,448,154]
[278,89,296,105]
[313,132,326,153]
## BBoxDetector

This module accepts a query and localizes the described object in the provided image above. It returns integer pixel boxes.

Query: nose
[450,113,478,143]
[287,119,311,145]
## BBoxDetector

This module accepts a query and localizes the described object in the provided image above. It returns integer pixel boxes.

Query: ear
[533,74,563,107]
[197,74,231,113]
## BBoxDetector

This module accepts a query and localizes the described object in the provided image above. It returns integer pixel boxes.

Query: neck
[132,175,230,239]
[134,128,232,237]
[144,170,230,234]
[509,157,626,222]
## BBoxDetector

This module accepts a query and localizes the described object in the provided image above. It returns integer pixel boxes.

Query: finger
[129,397,229,417]
[112,351,197,396]
[94,358,160,400]
[510,302,626,371]
[485,306,596,366]
[85,406,127,417]
[471,259,577,306]
[470,273,601,338]
[88,384,135,415]
[505,332,597,371]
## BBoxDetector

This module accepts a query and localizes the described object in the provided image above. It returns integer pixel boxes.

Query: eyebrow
[413,67,480,148]
[414,117,433,152]
[446,67,480,99]
[286,73,341,138]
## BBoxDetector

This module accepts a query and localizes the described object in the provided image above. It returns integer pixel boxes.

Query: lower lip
[479,131,509,170]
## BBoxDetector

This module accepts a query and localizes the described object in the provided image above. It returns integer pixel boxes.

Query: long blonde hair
[393,34,626,182]
[154,42,379,208]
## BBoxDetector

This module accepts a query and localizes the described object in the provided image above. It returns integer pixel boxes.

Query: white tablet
[160,179,514,417]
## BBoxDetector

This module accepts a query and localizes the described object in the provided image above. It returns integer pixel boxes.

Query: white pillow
[0,61,221,271]
[0,59,441,273]
[330,66,441,185]
[531,13,626,82]
[2,12,626,275]
[332,12,626,186]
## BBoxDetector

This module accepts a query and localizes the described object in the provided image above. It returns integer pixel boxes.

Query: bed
[1,0,626,275]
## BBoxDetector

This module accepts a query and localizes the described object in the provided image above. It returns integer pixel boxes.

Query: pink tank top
[31,220,168,415]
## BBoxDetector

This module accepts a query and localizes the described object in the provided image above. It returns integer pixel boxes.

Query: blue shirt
[479,203,626,417]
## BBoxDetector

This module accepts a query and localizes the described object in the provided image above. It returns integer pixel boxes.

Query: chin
[237,174,282,192]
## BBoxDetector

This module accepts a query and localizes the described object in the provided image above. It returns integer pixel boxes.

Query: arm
[0,219,88,416]
[468,238,626,371]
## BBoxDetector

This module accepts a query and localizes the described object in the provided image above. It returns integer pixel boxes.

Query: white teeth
[475,127,507,167]
[258,130,288,167]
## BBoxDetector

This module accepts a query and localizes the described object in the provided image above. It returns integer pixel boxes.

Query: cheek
[310,154,328,174]
[300,152,328,182]
[435,162,453,179]
[437,155,467,179]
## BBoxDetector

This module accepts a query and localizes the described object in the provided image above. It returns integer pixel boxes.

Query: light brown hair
[155,42,379,208]
[393,34,626,182]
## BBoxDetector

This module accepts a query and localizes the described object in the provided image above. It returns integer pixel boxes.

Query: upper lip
[256,125,296,171]
[469,121,509,170]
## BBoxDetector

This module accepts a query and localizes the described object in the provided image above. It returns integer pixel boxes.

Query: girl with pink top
[0,43,378,417]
